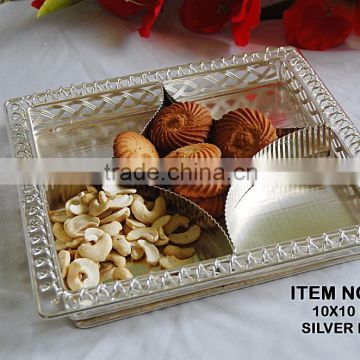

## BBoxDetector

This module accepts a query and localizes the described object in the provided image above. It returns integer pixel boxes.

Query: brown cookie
[188,193,226,218]
[213,108,277,158]
[113,131,159,159]
[165,143,226,199]
[149,101,212,154]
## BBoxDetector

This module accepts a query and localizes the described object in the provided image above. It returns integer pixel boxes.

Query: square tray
[5,47,360,328]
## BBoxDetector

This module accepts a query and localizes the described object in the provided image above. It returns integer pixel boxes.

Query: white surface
[1,1,360,359]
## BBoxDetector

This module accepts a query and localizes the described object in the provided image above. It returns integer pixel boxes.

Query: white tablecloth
[1,1,360,359]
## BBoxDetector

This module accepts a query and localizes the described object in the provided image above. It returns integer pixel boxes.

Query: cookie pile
[113,101,277,218]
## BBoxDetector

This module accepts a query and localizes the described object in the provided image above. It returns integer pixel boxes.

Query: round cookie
[149,101,212,154]
[113,131,159,158]
[189,193,226,218]
[213,108,277,158]
[166,143,226,199]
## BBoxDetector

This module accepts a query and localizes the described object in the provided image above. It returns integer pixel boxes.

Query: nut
[138,240,160,266]
[126,227,159,242]
[49,208,70,223]
[163,245,195,259]
[126,218,146,230]
[77,233,112,262]
[67,258,100,291]
[151,215,171,229]
[100,207,130,224]
[112,267,133,281]
[154,227,169,246]
[57,250,71,278]
[132,194,144,203]
[53,222,72,243]
[98,191,108,205]
[65,195,88,216]
[164,214,190,235]
[169,225,201,245]
[98,208,112,219]
[108,195,133,210]
[102,184,137,197]
[84,227,104,242]
[99,221,122,236]
[88,198,110,217]
[64,214,100,238]
[80,192,97,206]
[159,255,193,270]
[99,262,115,283]
[86,185,98,194]
[112,235,132,256]
[64,238,84,249]
[106,251,126,267]
[130,241,145,260]
[131,196,166,225]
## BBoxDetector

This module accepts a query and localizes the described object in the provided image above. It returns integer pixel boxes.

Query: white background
[1,1,360,359]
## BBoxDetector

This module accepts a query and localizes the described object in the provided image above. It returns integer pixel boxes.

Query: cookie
[213,108,277,158]
[189,193,226,218]
[149,101,212,154]
[166,143,226,199]
[113,131,159,159]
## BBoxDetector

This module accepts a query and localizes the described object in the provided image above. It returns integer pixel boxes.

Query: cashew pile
[49,185,201,291]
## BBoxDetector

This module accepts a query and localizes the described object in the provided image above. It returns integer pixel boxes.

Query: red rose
[180,0,260,46]
[31,0,46,9]
[97,0,165,37]
[284,0,359,50]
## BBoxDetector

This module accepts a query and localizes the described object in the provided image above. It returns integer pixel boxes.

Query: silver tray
[5,47,360,328]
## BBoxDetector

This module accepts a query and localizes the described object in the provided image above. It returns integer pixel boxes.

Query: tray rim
[4,46,360,320]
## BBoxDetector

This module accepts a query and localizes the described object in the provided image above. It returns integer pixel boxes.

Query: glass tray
[5,47,360,328]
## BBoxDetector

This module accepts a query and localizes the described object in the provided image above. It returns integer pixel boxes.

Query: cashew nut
[169,225,201,245]
[64,238,84,249]
[151,215,171,229]
[131,196,166,225]
[49,208,70,223]
[55,238,83,250]
[67,258,100,290]
[84,228,104,242]
[88,198,110,217]
[77,233,112,262]
[132,194,144,203]
[159,255,193,270]
[100,207,130,224]
[65,195,88,216]
[126,218,146,230]
[112,267,133,281]
[64,214,100,238]
[99,221,122,236]
[86,185,98,194]
[164,214,190,235]
[53,222,72,243]
[57,250,71,278]
[126,227,159,242]
[130,241,145,260]
[98,208,112,219]
[108,195,133,210]
[106,251,126,267]
[154,227,170,246]
[102,184,137,197]
[138,240,160,266]
[100,262,115,283]
[163,245,195,259]
[112,235,132,257]
[80,191,97,206]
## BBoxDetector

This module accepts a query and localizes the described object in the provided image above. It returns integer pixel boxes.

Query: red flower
[284,0,360,50]
[97,0,165,37]
[31,0,46,9]
[180,0,260,46]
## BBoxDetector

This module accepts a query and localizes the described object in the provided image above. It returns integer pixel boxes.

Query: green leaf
[37,0,84,18]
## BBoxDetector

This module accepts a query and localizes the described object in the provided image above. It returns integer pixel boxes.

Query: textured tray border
[4,47,360,318]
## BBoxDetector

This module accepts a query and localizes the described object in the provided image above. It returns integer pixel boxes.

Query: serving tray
[5,47,360,328]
